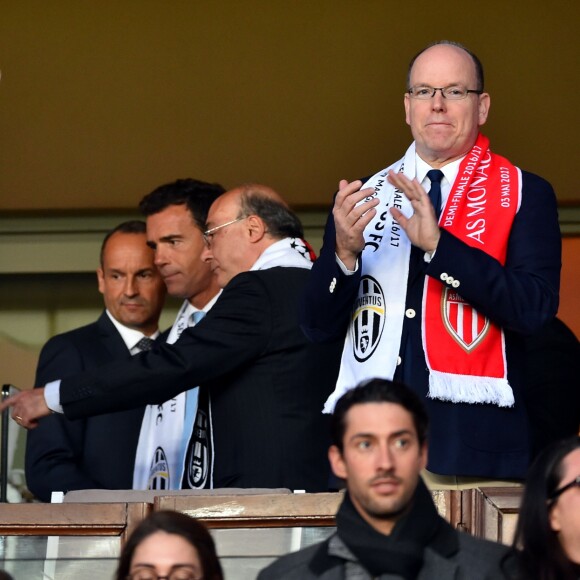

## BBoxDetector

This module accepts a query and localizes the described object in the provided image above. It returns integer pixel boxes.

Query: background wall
[0,1,578,210]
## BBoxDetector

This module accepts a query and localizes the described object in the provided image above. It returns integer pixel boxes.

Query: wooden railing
[0,487,523,545]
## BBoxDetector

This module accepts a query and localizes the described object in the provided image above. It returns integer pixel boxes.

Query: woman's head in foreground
[116,510,223,580]
[513,436,580,579]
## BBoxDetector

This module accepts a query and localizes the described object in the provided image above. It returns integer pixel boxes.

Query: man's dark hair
[331,378,429,452]
[407,40,485,92]
[238,185,304,239]
[139,178,225,232]
[99,220,147,267]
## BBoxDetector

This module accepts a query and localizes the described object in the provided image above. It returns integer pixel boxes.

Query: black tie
[426,169,444,220]
[135,337,155,352]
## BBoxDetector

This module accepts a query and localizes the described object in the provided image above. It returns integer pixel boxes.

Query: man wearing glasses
[4,184,342,492]
[299,41,561,487]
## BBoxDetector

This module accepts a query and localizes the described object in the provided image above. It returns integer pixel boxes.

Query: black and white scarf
[336,478,458,579]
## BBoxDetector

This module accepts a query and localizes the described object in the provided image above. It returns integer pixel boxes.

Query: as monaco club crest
[442,288,490,352]
[352,275,386,362]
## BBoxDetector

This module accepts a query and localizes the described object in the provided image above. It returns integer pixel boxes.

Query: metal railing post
[1,384,15,503]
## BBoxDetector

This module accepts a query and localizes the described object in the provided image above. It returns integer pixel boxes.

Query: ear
[246,215,267,243]
[477,92,491,126]
[97,268,105,295]
[329,445,347,480]
[549,502,562,533]
[419,441,429,471]
[404,93,411,126]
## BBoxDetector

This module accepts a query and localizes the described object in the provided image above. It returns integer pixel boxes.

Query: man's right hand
[0,387,51,430]
[333,179,379,271]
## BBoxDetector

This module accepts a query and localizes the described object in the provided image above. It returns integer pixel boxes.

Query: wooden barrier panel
[155,492,342,529]
[0,487,523,547]
[0,502,151,544]
[154,490,465,529]
[465,487,523,545]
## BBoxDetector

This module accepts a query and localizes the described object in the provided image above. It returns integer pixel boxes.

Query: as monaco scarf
[325,134,520,412]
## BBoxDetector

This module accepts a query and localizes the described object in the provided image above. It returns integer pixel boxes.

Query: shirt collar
[175,291,221,331]
[183,290,222,318]
[415,154,463,187]
[105,309,160,351]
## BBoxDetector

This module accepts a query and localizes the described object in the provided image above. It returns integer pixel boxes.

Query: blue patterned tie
[426,169,444,220]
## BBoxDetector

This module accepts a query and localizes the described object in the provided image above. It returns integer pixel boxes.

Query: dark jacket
[25,312,150,501]
[522,317,580,457]
[258,528,513,580]
[58,268,343,491]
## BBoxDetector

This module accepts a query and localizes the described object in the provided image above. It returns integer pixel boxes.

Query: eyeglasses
[126,566,202,580]
[407,85,483,100]
[203,216,246,247]
[549,475,580,503]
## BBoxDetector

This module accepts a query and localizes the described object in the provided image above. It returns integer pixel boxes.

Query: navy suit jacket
[56,268,343,492]
[25,312,151,501]
[299,170,561,479]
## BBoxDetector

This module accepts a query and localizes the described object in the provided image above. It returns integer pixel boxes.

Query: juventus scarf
[325,134,520,412]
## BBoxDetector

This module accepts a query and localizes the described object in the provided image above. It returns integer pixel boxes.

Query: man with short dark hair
[6,184,343,492]
[25,220,166,501]
[132,178,224,490]
[258,379,513,579]
[300,41,561,485]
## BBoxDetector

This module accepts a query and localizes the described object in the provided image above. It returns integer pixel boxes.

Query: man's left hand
[387,170,441,254]
[0,388,51,429]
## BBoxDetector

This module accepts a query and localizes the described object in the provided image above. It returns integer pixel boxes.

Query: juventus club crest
[148,447,170,490]
[442,288,490,352]
[352,275,386,362]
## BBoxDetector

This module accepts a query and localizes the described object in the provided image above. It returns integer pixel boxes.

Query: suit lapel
[95,311,132,361]
[408,246,428,287]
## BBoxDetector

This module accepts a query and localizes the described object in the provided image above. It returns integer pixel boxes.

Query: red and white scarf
[325,134,520,412]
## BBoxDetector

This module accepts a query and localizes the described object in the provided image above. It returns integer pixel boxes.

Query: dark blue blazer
[25,312,152,501]
[299,170,561,479]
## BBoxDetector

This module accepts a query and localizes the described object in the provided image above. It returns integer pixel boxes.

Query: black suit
[25,312,150,501]
[58,268,343,492]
